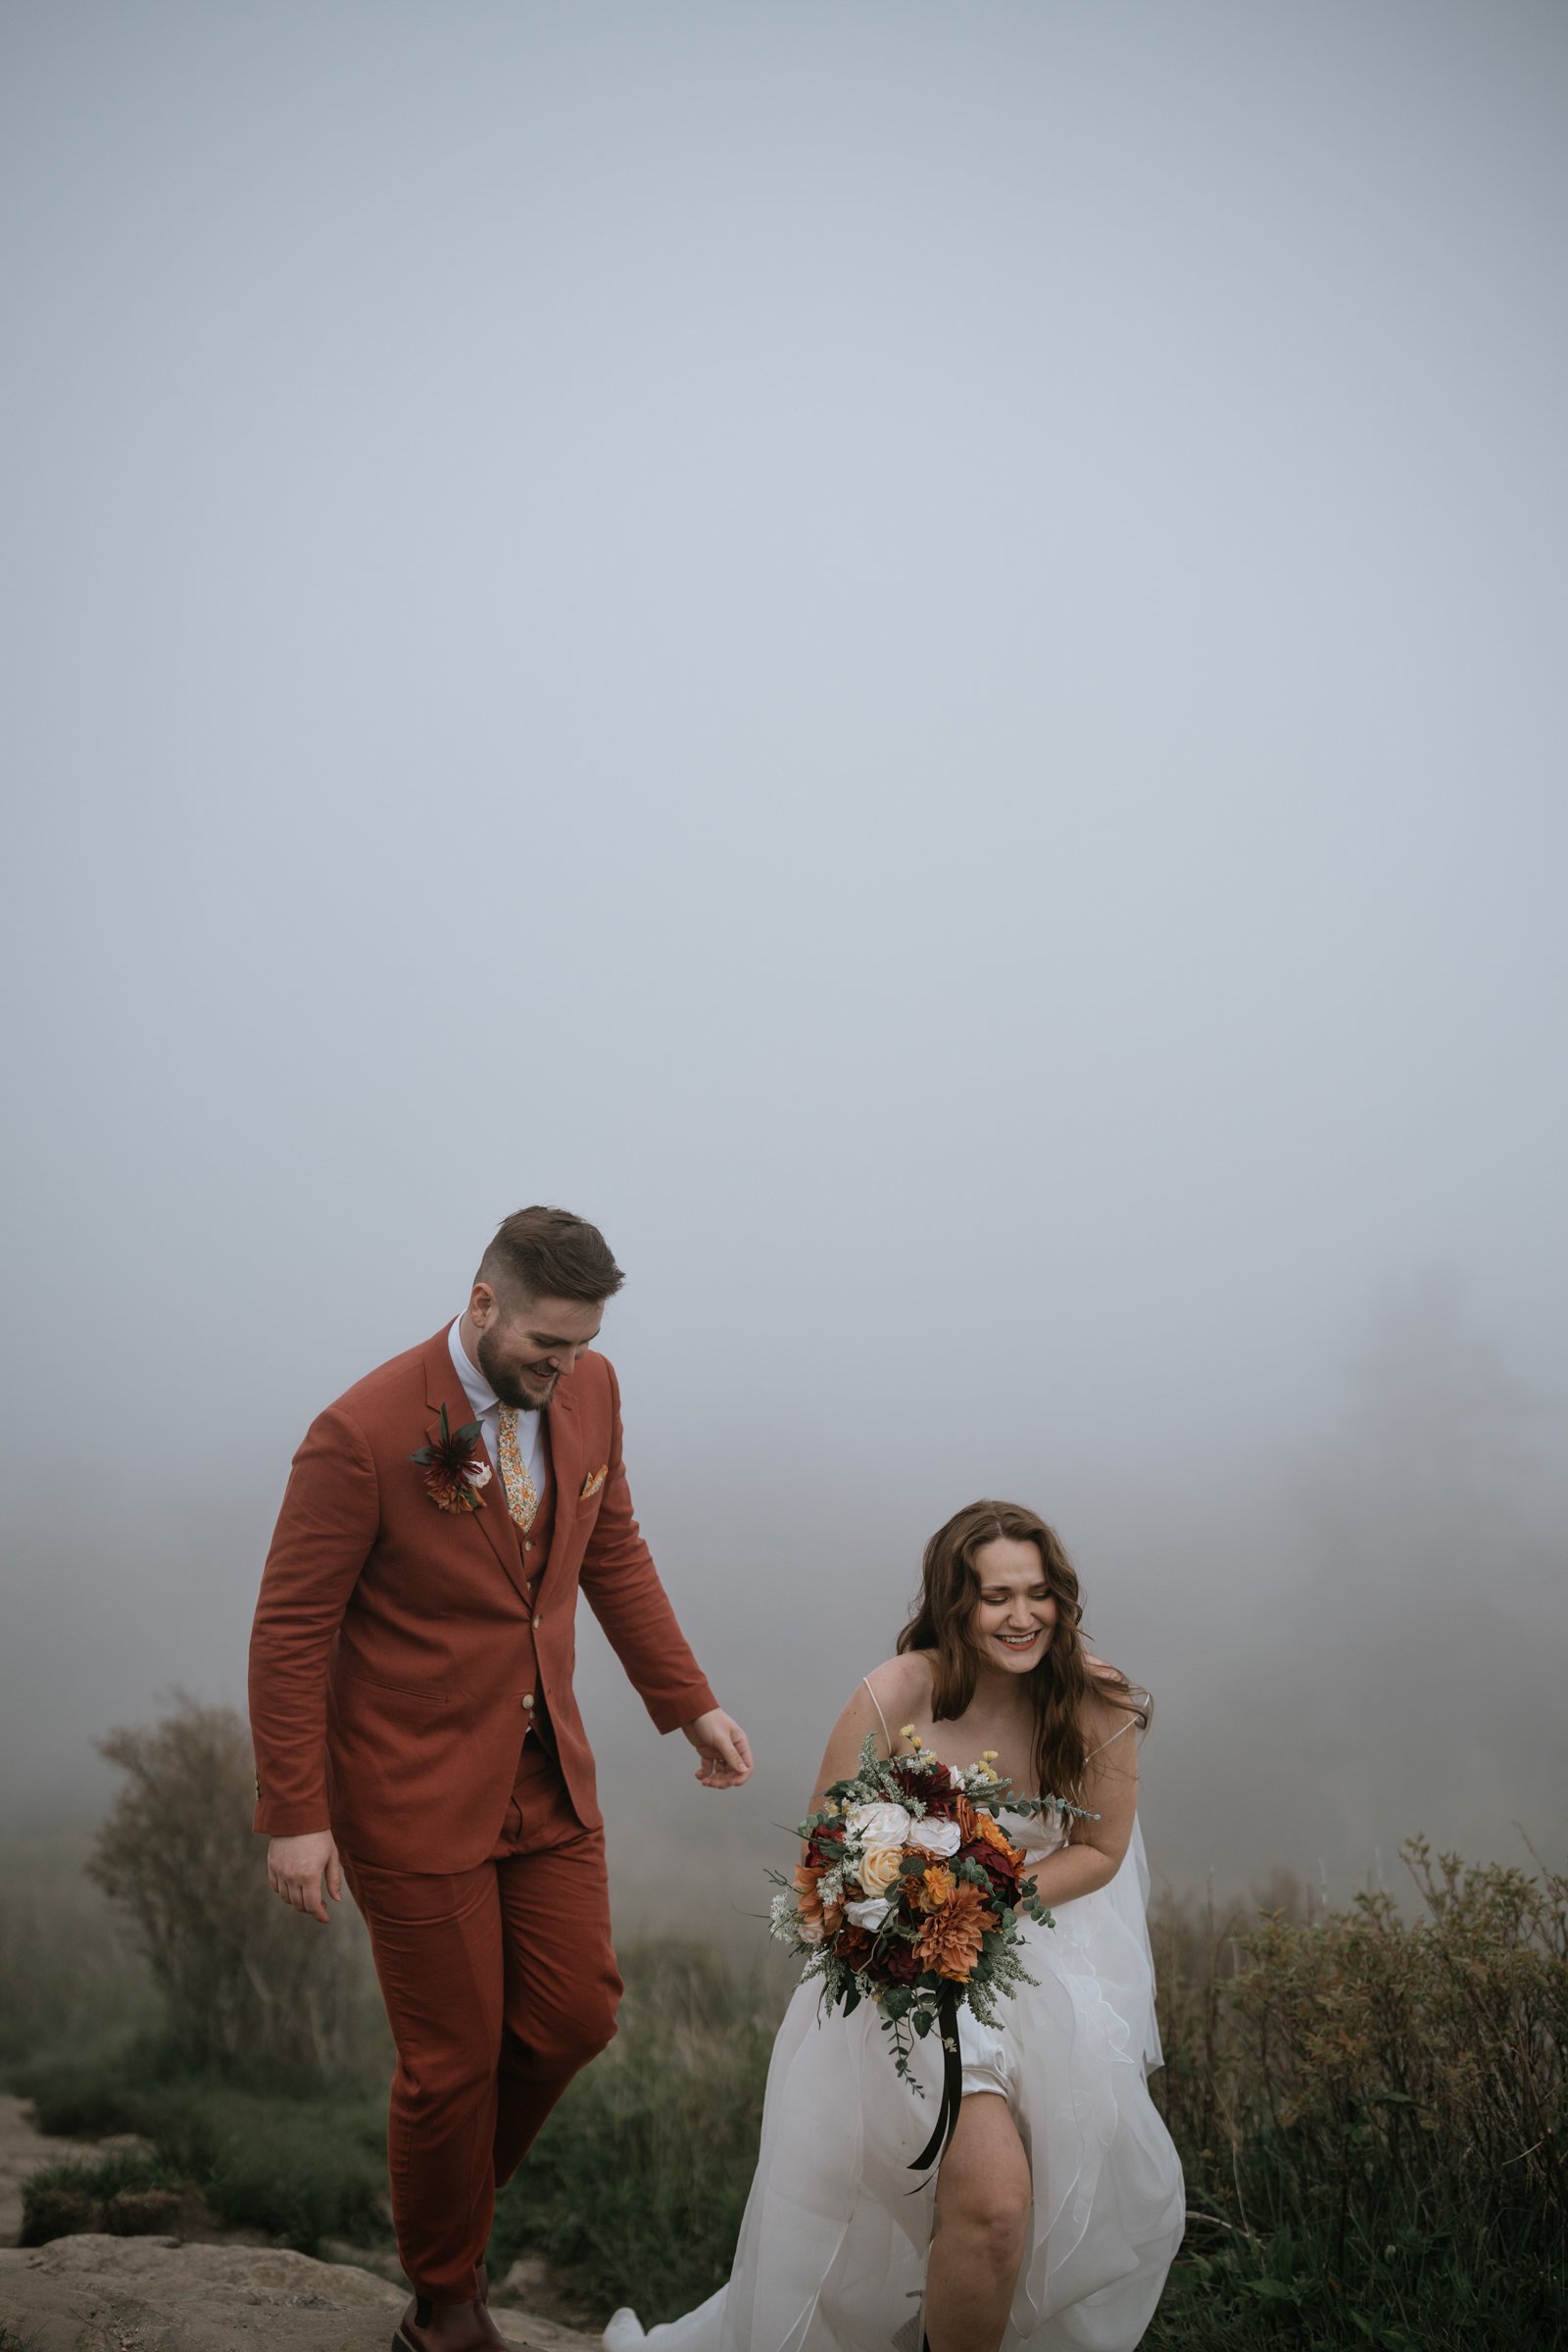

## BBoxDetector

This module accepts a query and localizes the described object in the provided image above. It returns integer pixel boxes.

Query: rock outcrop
[0,2233,599,2351]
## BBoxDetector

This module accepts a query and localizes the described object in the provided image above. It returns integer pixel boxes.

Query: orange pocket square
[580,1464,609,1499]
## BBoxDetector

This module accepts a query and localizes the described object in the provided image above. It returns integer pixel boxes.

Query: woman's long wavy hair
[896,1500,1150,1801]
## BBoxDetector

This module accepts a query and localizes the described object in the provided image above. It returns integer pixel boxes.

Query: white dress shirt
[447,1318,547,1504]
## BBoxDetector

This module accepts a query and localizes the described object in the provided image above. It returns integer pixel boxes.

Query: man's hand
[680,1708,753,1789]
[268,1830,343,1925]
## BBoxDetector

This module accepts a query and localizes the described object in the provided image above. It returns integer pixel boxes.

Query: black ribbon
[908,1983,962,2175]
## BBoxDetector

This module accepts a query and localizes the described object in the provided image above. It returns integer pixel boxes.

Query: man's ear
[468,1280,499,1329]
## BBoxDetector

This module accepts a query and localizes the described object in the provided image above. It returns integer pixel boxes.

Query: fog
[3,3,1564,1928]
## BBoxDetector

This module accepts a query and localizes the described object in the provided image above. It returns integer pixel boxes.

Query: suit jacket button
[524,1540,534,1552]
[522,1694,535,1710]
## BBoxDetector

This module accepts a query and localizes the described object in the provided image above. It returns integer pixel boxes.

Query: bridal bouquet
[768,1731,1088,2168]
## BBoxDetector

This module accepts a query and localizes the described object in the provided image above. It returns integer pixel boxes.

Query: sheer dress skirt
[613,1818,1185,2352]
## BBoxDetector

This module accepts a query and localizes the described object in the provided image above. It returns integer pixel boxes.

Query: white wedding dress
[604,1798,1186,2351]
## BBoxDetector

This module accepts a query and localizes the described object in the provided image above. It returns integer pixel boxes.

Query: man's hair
[476,1205,625,1308]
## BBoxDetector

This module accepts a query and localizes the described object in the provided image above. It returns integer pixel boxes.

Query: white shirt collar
[448,1316,498,1422]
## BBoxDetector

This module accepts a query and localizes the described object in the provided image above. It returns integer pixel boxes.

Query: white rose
[464,1458,492,1488]
[798,1915,826,1946]
[844,1801,911,1846]
[845,1896,891,1931]
[906,1817,961,1858]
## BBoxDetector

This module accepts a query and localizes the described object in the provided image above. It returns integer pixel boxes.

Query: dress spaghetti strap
[1086,1718,1136,1760]
[860,1675,895,1752]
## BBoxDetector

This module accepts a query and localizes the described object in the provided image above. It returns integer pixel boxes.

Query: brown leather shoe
[392,2293,516,2352]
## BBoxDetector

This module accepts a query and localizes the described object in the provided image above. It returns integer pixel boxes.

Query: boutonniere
[580,1464,609,1500]
[411,1405,492,1514]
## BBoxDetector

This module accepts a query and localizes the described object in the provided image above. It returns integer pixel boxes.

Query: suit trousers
[341,1736,622,2302]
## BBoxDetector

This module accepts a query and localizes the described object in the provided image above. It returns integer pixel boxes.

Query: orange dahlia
[792,1863,825,1929]
[914,1882,998,1981]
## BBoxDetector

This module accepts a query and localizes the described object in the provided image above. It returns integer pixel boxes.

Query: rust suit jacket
[247,1328,717,1871]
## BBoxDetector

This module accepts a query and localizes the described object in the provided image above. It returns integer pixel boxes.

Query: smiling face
[466,1283,604,1411]
[968,1534,1059,1676]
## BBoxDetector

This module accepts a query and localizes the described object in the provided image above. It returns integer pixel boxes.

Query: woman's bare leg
[924,2091,1032,2352]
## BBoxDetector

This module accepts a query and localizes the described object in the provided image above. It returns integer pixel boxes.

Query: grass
[6,1837,1563,2344]
[19,2145,198,2246]
[1142,1838,1567,2349]
[488,1938,785,2325]
[11,2043,392,2258]
[488,1846,1567,2345]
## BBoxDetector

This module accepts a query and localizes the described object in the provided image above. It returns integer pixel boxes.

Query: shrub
[7,2041,169,2138]
[85,1695,383,2082]
[1148,1839,1567,2348]
[150,2083,390,2253]
[0,1836,156,2070]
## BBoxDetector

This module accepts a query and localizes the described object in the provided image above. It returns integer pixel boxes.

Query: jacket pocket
[339,1666,448,1703]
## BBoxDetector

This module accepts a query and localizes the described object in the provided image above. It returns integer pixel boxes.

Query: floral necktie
[496,1406,541,1532]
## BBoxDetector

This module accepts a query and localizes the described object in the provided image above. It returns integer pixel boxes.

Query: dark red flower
[888,1758,958,1816]
[836,1927,875,1971]
[869,1935,923,1986]
[960,1839,1021,1902]
[410,1404,490,1515]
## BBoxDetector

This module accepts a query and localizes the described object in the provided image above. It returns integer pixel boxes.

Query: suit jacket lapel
[420,1331,530,1600]
[543,1378,582,1585]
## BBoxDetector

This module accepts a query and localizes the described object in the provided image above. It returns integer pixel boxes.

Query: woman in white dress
[605,1500,1185,2352]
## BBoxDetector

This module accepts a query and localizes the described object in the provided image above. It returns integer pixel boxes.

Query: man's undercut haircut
[478,1205,625,1310]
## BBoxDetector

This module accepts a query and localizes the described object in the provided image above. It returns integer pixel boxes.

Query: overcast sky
[3,1,1564,1917]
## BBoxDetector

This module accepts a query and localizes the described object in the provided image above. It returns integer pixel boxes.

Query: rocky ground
[0,2096,598,2352]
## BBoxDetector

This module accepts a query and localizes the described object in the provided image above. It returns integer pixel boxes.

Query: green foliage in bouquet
[769,1732,1091,2090]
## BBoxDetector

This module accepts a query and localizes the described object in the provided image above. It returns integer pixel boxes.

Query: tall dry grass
[1149,1838,1566,2346]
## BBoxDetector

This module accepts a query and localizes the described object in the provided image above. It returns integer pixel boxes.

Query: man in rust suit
[248,1206,751,2352]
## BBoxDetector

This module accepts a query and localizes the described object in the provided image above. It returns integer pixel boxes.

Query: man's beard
[475,1326,557,1411]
